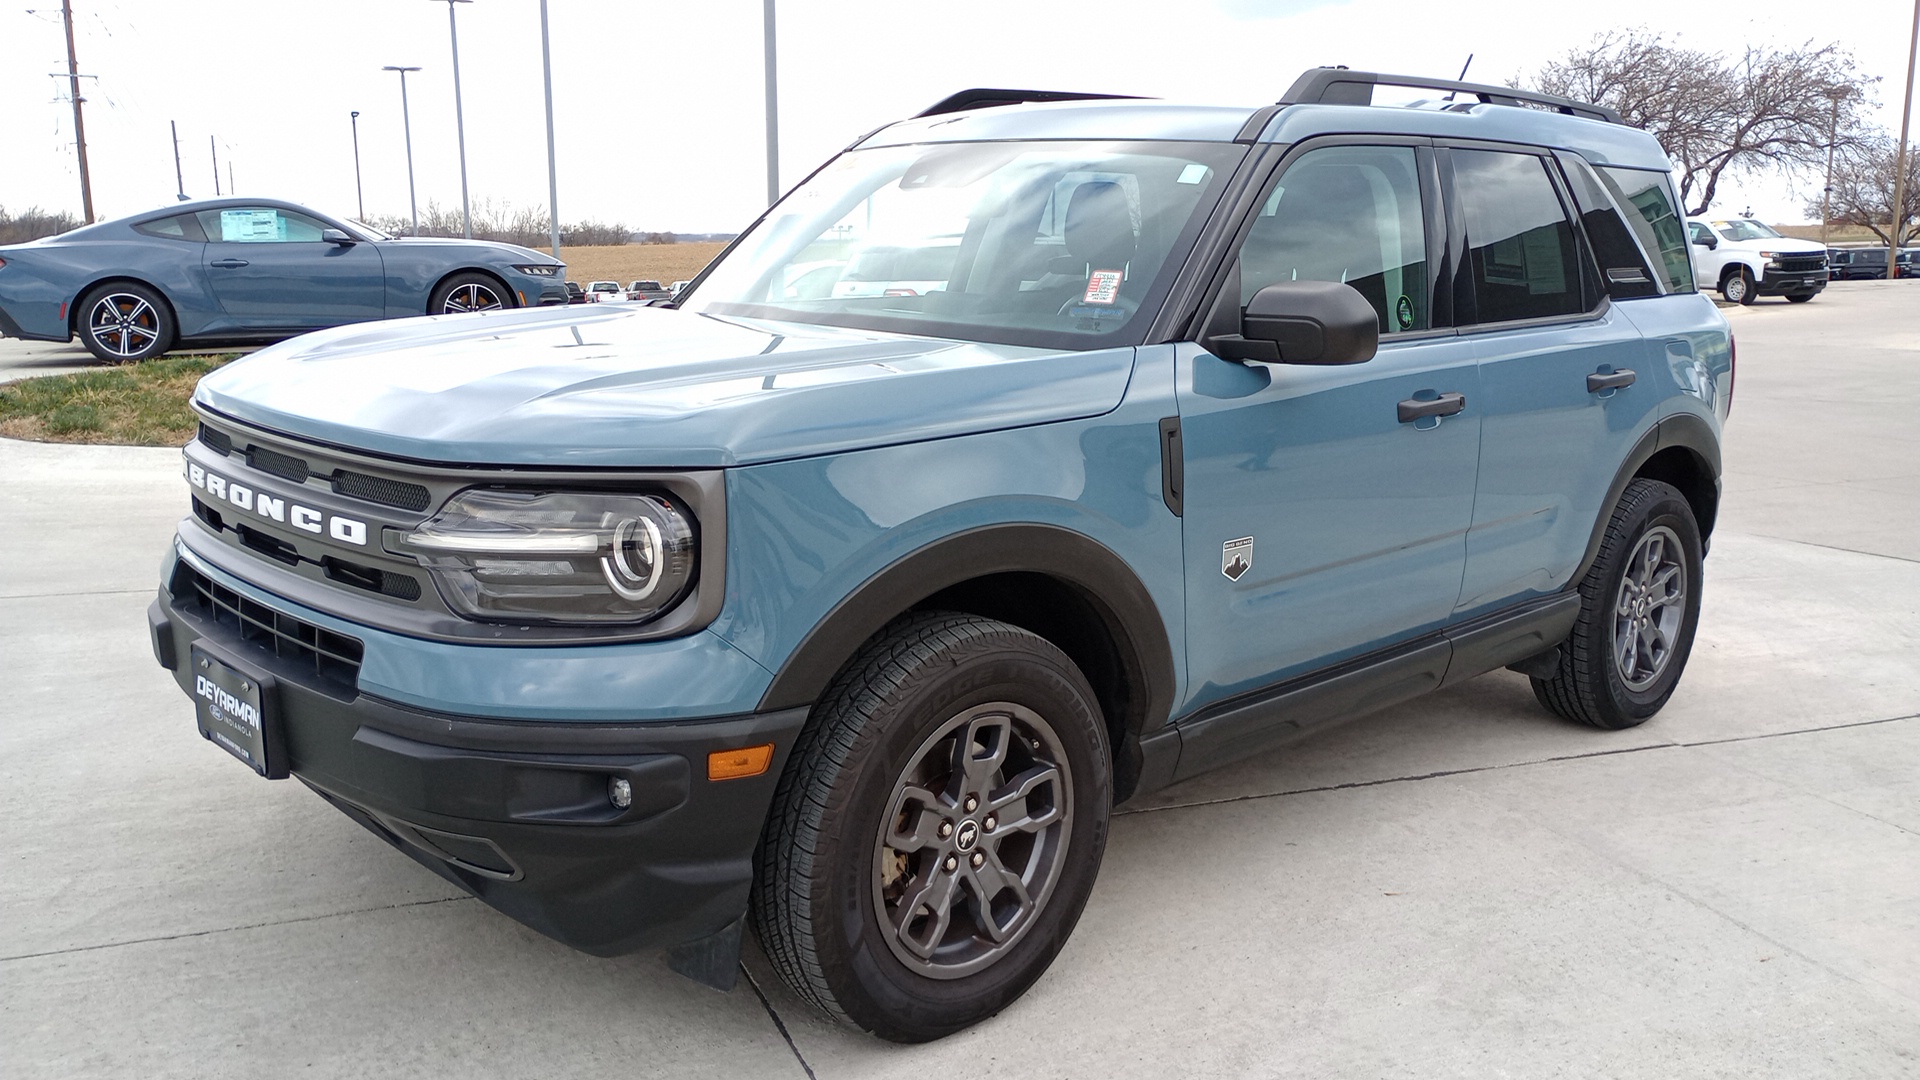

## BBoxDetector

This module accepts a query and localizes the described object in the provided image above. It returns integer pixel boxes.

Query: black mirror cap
[1215,280,1379,366]
[321,228,356,245]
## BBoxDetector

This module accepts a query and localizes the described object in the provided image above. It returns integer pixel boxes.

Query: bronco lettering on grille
[186,459,369,547]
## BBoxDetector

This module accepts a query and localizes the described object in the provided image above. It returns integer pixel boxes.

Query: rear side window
[1598,167,1695,294]
[1453,149,1585,324]
[1556,154,1660,299]
[133,213,208,242]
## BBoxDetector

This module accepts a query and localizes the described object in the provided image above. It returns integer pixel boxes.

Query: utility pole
[384,65,423,234]
[171,120,187,201]
[351,111,366,220]
[763,0,779,205]
[436,0,475,239]
[539,0,561,260]
[60,0,95,222]
[211,136,221,196]
[1891,0,1920,274]
[1821,87,1847,248]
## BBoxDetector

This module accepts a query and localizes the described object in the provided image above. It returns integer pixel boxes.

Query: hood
[193,305,1136,468]
[382,236,555,262]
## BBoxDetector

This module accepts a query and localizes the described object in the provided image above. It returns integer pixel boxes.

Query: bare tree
[1528,30,1876,215]
[1810,137,1920,245]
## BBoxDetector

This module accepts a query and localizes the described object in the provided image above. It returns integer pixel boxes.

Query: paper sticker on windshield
[1084,270,1124,304]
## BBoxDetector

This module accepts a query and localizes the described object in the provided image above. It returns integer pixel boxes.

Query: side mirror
[1211,281,1379,366]
[1691,235,1716,250]
[320,228,356,246]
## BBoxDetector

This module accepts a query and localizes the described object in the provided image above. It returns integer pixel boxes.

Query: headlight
[400,489,695,624]
[1759,251,1780,261]
[511,263,561,277]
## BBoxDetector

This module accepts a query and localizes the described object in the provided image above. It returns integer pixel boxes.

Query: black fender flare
[755,523,1177,739]
[1574,412,1722,583]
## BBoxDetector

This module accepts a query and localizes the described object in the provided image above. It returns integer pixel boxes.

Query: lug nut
[983,814,996,832]
[944,855,958,872]
[970,852,985,869]
[938,821,953,839]
[963,795,979,813]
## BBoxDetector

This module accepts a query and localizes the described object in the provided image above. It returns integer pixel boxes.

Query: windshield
[1711,218,1781,241]
[687,140,1245,349]
[344,218,392,242]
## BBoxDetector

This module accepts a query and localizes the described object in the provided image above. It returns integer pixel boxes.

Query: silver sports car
[0,197,569,363]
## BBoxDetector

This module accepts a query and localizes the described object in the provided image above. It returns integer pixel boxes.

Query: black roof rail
[1280,68,1623,125]
[915,88,1145,119]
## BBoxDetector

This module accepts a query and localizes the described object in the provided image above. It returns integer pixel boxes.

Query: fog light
[608,777,633,809]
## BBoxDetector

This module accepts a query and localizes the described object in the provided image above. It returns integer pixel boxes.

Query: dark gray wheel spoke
[891,868,959,960]
[987,764,1063,833]
[1612,524,1687,692]
[954,711,1012,789]
[885,784,947,852]
[962,852,1033,944]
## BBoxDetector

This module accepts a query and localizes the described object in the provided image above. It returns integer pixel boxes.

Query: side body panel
[202,238,388,329]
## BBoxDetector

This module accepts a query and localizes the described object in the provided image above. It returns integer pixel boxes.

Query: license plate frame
[190,644,286,778]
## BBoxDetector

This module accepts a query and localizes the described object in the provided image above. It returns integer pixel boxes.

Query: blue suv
[149,70,1730,1042]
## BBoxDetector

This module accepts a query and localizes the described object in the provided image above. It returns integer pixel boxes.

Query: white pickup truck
[1686,216,1828,304]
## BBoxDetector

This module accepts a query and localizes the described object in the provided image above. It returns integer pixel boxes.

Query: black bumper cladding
[148,571,805,965]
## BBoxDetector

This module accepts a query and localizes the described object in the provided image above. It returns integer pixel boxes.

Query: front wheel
[77,282,175,363]
[752,612,1110,1043]
[1532,479,1703,730]
[1721,267,1757,305]
[429,272,510,314]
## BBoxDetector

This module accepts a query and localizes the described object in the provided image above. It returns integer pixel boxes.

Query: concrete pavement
[0,335,257,384]
[2,283,1916,1078]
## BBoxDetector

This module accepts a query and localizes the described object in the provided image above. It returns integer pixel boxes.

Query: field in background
[558,242,728,286]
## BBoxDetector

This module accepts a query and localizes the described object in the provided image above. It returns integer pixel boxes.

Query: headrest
[1065,181,1136,269]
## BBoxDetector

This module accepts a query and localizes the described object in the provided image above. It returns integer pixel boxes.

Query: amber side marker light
[708,744,775,781]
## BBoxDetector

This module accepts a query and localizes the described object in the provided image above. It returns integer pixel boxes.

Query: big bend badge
[1221,536,1253,581]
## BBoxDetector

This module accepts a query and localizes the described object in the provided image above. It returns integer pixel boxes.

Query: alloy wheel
[1612,524,1687,692]
[88,292,161,359]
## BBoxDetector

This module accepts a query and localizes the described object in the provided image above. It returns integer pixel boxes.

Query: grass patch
[0,354,237,446]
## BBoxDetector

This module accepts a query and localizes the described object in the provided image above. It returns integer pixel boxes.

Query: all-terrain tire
[751,611,1110,1043]
[1532,479,1703,730]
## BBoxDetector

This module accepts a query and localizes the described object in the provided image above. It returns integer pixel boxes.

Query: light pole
[763,0,779,205]
[435,0,475,239]
[350,110,366,221]
[1820,87,1848,248]
[539,0,561,261]
[1891,0,1920,274]
[383,65,423,234]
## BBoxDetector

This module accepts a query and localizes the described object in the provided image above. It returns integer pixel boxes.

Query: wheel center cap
[956,820,979,852]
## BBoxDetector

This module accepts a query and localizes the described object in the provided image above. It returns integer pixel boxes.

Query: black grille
[332,469,431,512]
[175,566,363,687]
[197,423,232,456]
[247,444,312,483]
[322,556,424,601]
[1774,254,1827,273]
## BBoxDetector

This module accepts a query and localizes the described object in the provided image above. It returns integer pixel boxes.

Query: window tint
[1599,167,1695,293]
[134,213,208,242]
[1557,155,1659,299]
[1453,150,1584,324]
[196,207,330,243]
[1239,145,1429,333]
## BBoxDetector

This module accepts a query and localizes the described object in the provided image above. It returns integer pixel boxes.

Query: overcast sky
[4,0,1917,233]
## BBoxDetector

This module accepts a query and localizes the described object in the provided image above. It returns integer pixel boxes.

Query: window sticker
[1084,269,1124,304]
[220,209,283,242]
[1177,163,1211,185]
[1395,295,1414,330]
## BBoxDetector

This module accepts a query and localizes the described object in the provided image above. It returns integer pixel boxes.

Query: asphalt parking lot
[3,283,1917,1078]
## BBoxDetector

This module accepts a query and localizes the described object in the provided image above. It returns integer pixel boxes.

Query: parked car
[1686,216,1827,304]
[152,70,1729,1043]
[669,279,691,296]
[564,280,586,304]
[1830,246,1919,280]
[0,197,568,362]
[628,280,672,302]
[585,280,625,303]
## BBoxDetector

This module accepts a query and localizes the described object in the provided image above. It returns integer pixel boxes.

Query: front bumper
[148,555,806,958]
[1757,266,1828,296]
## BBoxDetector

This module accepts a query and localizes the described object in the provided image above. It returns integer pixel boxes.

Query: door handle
[209,258,250,269]
[1587,368,1636,393]
[1397,392,1466,424]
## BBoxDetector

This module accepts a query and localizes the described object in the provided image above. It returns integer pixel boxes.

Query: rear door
[1446,146,1663,617]
[1176,141,1481,711]
[198,206,385,329]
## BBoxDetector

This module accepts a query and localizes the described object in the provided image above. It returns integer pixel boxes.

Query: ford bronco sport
[150,69,1730,1042]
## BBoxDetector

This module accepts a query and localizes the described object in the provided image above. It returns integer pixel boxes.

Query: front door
[1177,143,1480,714]
[198,206,385,329]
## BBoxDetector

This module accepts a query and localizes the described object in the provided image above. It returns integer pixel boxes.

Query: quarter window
[134,213,209,242]
[1239,145,1429,333]
[1453,150,1585,324]
[1598,167,1695,294]
[1557,155,1660,299]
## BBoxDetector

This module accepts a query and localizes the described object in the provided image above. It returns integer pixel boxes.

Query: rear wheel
[752,612,1110,1043]
[429,272,510,314]
[1532,479,1703,730]
[77,282,175,363]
